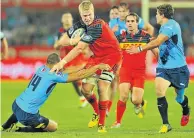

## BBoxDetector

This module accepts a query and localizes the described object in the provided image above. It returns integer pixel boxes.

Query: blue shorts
[12,101,49,128]
[156,65,190,89]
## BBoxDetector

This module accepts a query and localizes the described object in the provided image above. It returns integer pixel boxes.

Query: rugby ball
[71,28,86,39]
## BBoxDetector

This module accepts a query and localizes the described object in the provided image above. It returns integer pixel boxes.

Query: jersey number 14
[28,74,42,91]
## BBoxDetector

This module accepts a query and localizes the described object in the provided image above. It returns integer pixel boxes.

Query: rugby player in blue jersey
[128,4,190,133]
[1,53,110,132]
[109,2,154,36]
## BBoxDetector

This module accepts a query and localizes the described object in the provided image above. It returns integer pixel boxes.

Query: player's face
[61,14,73,29]
[156,10,163,24]
[125,16,138,33]
[80,10,95,25]
[118,7,129,21]
[109,8,119,20]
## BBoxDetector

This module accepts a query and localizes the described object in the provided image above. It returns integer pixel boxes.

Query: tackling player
[111,13,158,128]
[128,4,190,133]
[51,1,122,133]
[55,12,88,108]
[1,53,110,132]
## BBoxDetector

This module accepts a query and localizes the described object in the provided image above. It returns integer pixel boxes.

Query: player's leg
[155,77,171,133]
[111,82,130,128]
[132,87,145,118]
[106,76,118,116]
[97,78,111,133]
[131,73,147,118]
[72,80,88,108]
[175,88,190,126]
[174,66,190,126]
[81,78,99,128]
[14,117,57,132]
[1,113,18,131]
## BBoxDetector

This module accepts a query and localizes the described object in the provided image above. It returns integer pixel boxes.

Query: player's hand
[50,61,66,73]
[112,25,119,32]
[70,35,82,46]
[149,37,156,41]
[126,46,140,54]
[97,63,111,71]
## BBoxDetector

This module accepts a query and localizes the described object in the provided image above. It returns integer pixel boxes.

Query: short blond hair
[79,0,94,13]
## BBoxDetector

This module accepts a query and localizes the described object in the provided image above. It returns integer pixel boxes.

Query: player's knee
[155,85,165,97]
[120,94,129,102]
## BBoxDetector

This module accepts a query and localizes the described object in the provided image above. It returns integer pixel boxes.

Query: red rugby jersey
[117,30,151,70]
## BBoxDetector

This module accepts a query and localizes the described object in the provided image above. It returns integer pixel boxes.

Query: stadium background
[1,0,194,138]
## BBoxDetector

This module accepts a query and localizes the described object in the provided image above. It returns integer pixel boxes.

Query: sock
[116,100,126,124]
[86,94,99,114]
[157,97,169,124]
[72,81,83,97]
[98,100,109,125]
[141,100,144,107]
[180,96,189,115]
[107,100,112,112]
[2,114,18,129]
[16,127,46,132]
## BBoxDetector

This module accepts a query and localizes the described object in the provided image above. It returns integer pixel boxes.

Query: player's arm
[127,34,169,54]
[63,64,86,74]
[54,33,82,49]
[1,37,9,60]
[142,34,168,51]
[151,48,159,60]
[143,22,154,36]
[138,17,154,36]
[51,23,102,73]
[66,64,110,82]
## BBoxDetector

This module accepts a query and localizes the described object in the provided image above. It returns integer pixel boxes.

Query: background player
[109,2,154,36]
[51,1,122,133]
[128,4,190,133]
[0,31,9,60]
[109,6,119,20]
[111,13,158,128]
[55,12,88,108]
[1,53,110,132]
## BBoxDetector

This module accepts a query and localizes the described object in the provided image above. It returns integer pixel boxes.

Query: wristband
[138,46,143,52]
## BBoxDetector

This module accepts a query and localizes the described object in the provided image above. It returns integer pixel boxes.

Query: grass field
[1,81,194,138]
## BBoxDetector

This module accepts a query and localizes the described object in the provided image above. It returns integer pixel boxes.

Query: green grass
[1,81,194,138]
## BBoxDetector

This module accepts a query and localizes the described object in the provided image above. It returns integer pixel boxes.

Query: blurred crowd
[1,6,194,55]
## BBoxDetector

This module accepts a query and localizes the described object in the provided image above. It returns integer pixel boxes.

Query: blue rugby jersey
[16,65,68,114]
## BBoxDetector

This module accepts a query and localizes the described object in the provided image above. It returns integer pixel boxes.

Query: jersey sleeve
[81,23,102,44]
[138,17,145,29]
[50,72,69,83]
[160,24,174,38]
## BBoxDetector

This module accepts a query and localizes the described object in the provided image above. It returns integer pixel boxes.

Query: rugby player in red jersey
[51,1,122,133]
[55,13,88,108]
[111,13,158,128]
